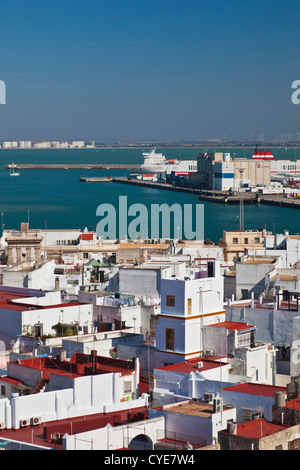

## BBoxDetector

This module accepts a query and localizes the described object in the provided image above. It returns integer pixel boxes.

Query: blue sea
[0,146,299,243]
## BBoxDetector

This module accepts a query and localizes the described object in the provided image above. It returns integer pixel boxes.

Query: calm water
[0,147,299,242]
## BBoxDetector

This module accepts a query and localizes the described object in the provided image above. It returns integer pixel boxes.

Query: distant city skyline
[0,0,300,141]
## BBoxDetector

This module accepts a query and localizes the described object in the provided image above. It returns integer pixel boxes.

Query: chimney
[274,391,286,408]
[227,421,237,435]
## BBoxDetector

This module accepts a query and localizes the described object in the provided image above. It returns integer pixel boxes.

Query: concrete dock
[79,176,113,182]
[109,177,300,209]
[6,164,140,170]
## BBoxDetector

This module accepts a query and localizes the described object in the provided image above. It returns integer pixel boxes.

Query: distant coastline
[2,144,300,149]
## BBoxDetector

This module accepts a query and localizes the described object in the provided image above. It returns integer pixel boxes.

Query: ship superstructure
[139,148,197,175]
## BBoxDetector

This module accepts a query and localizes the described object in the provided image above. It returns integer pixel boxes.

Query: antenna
[239,168,245,232]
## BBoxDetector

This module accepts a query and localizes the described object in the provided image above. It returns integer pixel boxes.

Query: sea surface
[0,147,300,243]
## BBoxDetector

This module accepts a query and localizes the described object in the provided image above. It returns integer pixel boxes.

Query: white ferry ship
[251,148,300,177]
[139,148,197,175]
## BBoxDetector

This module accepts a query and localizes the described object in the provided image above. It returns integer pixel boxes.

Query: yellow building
[219,230,265,262]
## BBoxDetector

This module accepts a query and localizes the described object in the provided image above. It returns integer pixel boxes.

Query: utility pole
[239,168,245,232]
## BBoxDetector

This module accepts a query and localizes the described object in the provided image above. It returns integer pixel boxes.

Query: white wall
[63,416,164,450]
[0,303,93,337]
[221,389,279,422]
[226,305,300,345]
[1,372,148,430]
[163,404,236,445]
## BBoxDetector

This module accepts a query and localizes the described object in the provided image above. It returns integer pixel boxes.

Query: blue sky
[1,0,300,141]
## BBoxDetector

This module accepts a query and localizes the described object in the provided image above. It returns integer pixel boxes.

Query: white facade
[155,261,226,367]
[0,301,93,339]
[290,316,300,377]
[63,417,164,450]
[214,161,235,191]
[162,400,236,446]
[226,302,300,346]
[2,259,57,290]
[221,384,287,422]
[0,365,146,430]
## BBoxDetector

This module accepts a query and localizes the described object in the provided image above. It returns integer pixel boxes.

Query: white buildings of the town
[0,226,299,449]
[0,140,94,149]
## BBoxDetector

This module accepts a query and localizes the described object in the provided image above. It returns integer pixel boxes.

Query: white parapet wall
[62,416,164,450]
[0,372,148,430]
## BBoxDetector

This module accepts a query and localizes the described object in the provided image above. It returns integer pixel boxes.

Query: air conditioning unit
[19,418,30,428]
[196,361,203,369]
[204,392,215,402]
[213,397,223,413]
[205,349,214,357]
[30,416,42,426]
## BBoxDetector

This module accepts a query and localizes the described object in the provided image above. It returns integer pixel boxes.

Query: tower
[154,261,226,368]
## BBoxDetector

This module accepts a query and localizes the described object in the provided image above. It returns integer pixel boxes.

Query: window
[123,381,132,394]
[288,438,300,450]
[83,253,89,259]
[187,298,192,315]
[254,237,260,244]
[166,295,175,307]
[242,408,253,422]
[1,385,5,396]
[233,238,238,244]
[166,329,174,350]
[241,289,249,300]
[244,238,248,244]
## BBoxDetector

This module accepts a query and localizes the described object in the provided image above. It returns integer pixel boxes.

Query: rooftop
[221,383,286,397]
[164,400,232,418]
[0,406,148,450]
[241,259,276,265]
[9,352,136,380]
[0,300,81,312]
[155,357,229,374]
[209,321,255,332]
[229,418,287,439]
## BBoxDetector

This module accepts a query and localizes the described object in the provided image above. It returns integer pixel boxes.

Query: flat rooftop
[241,259,276,265]
[165,400,232,418]
[0,300,81,312]
[9,352,136,379]
[209,321,255,332]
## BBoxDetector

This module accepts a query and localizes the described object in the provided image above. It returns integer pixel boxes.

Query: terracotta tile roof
[234,419,287,439]
[221,382,286,397]
[209,321,255,331]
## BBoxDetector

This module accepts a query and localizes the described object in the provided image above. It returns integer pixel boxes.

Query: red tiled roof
[209,321,255,331]
[80,233,94,240]
[0,301,81,312]
[155,357,229,374]
[221,382,286,397]
[235,419,286,439]
[0,291,31,303]
[284,397,300,410]
[0,376,23,386]
[10,352,135,379]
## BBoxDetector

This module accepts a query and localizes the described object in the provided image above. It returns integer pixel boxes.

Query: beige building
[234,158,270,188]
[5,223,43,266]
[219,230,265,262]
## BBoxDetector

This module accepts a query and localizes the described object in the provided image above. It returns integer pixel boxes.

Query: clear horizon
[1,0,300,142]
